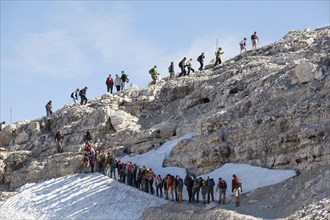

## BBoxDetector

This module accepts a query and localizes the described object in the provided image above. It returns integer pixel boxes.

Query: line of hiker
[147,31,259,85]
[80,142,243,207]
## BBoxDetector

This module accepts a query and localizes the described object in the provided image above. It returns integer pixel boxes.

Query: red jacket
[106,77,114,86]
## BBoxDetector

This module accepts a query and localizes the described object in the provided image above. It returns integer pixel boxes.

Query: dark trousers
[214,57,222,66]
[90,162,95,173]
[156,185,163,197]
[107,85,113,94]
[207,187,214,203]
[178,67,186,77]
[193,189,200,203]
[187,67,195,75]
[80,95,87,105]
[145,180,149,193]
[198,61,204,70]
[116,85,120,91]
[149,180,154,194]
[187,188,193,202]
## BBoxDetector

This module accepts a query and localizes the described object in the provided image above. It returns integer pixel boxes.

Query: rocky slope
[0,26,329,218]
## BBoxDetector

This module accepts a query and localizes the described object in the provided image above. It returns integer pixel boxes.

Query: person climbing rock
[79,87,88,105]
[186,58,195,76]
[251,31,259,49]
[178,57,187,77]
[207,176,215,203]
[120,71,128,90]
[115,74,121,92]
[184,174,194,202]
[83,130,92,144]
[240,37,247,53]
[214,47,224,67]
[168,61,175,79]
[232,174,243,207]
[197,52,205,70]
[71,89,79,104]
[106,74,114,94]
[149,65,158,85]
[45,101,52,117]
[54,130,64,153]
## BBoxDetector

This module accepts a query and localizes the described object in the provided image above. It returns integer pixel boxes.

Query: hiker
[46,101,52,117]
[192,176,201,203]
[232,174,243,207]
[251,31,259,49]
[174,176,179,201]
[106,74,114,94]
[156,174,163,197]
[168,61,175,79]
[54,130,64,153]
[214,47,224,67]
[148,169,156,195]
[167,175,175,201]
[89,147,96,173]
[109,154,116,178]
[120,71,128,90]
[115,74,121,92]
[184,174,194,203]
[149,65,158,85]
[176,176,184,203]
[197,52,205,70]
[186,58,195,76]
[81,153,90,173]
[83,130,92,144]
[240,38,247,53]
[164,174,169,200]
[207,176,215,203]
[79,87,88,105]
[71,89,79,104]
[127,162,134,186]
[178,57,187,77]
[200,178,207,204]
[216,177,227,204]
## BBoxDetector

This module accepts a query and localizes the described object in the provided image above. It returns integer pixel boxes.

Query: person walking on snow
[251,31,259,49]
[232,174,243,207]
[186,58,195,76]
[216,177,227,204]
[240,38,247,53]
[106,74,114,94]
[46,101,53,117]
[214,47,224,66]
[71,89,79,104]
[197,52,205,70]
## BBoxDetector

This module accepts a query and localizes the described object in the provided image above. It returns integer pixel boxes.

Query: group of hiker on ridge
[81,140,243,207]
[45,31,259,115]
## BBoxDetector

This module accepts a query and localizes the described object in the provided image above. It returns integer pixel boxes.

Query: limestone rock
[294,62,316,83]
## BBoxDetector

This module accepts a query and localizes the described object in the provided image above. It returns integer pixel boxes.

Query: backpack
[178,61,182,68]
[220,180,227,188]
[149,69,153,74]
[79,89,83,96]
[208,178,215,187]
[239,41,244,46]
[71,92,75,98]
[234,178,242,187]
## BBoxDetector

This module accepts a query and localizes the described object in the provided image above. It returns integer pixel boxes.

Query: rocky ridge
[0,26,329,219]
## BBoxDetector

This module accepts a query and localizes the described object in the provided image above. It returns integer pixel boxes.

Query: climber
[120,71,128,90]
[200,178,207,204]
[88,146,96,173]
[184,174,194,202]
[192,176,201,203]
[216,177,227,204]
[240,37,247,53]
[149,65,158,85]
[232,174,243,207]
[79,87,88,105]
[81,153,90,173]
[168,61,175,79]
[156,174,163,197]
[206,176,215,203]
[45,100,52,117]
[54,130,64,153]
[251,31,259,49]
[214,47,224,67]
[176,175,184,203]
[106,74,114,94]
[114,74,121,92]
[197,52,205,71]
[83,130,92,144]
[71,89,79,104]
[186,58,195,76]
[178,57,187,77]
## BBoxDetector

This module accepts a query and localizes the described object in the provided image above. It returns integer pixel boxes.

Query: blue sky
[1,1,329,124]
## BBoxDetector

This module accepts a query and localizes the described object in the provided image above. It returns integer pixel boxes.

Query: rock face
[0,26,329,202]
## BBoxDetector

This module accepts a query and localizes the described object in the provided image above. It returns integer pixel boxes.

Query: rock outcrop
[0,26,329,212]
